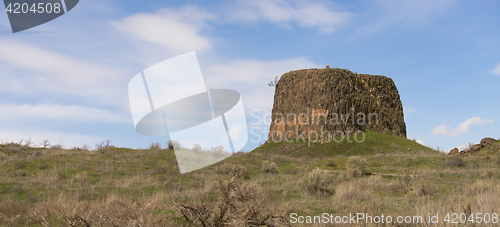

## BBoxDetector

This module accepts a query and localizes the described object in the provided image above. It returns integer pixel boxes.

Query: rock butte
[268,67,406,142]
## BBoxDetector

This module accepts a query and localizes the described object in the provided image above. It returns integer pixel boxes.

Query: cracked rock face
[268,68,407,142]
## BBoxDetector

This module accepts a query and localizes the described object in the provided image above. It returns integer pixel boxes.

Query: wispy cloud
[0,39,121,96]
[431,117,494,137]
[204,57,316,86]
[490,62,500,75]
[203,57,317,114]
[229,0,352,33]
[0,103,129,123]
[363,0,455,33]
[112,6,215,54]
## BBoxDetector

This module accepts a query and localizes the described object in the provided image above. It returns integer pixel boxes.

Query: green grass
[0,133,499,226]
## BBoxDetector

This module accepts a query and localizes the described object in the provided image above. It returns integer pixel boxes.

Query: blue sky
[0,0,499,152]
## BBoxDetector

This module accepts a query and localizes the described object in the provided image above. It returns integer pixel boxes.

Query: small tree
[24,138,33,147]
[42,139,50,149]
[268,76,280,87]
[167,140,181,150]
[149,142,161,150]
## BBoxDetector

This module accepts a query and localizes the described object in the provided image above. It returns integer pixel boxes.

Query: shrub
[14,170,26,177]
[449,157,464,167]
[303,168,335,196]
[211,145,229,157]
[149,142,161,150]
[41,139,50,149]
[466,180,494,196]
[325,158,336,167]
[397,169,414,193]
[50,143,64,150]
[166,140,181,150]
[261,160,278,174]
[192,143,202,153]
[335,182,371,201]
[216,163,247,178]
[346,156,368,177]
[177,176,288,226]
[0,201,27,217]
[5,146,21,154]
[96,139,112,150]
[413,179,437,196]
[56,171,68,182]
[80,144,90,151]
[0,152,7,162]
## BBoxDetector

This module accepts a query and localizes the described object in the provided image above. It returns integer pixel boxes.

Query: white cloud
[230,0,352,33]
[364,0,455,33]
[220,126,242,142]
[204,57,317,86]
[490,62,500,75]
[0,39,121,96]
[431,117,494,137]
[112,6,215,54]
[204,57,317,115]
[0,103,129,123]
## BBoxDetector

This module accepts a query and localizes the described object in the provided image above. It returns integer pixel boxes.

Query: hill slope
[1,134,500,226]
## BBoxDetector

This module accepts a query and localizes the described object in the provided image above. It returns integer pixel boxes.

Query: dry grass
[302,168,335,196]
[261,160,278,174]
[1,139,500,226]
[346,156,369,177]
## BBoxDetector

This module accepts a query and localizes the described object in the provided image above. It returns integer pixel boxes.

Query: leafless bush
[149,142,161,150]
[96,139,112,150]
[466,180,494,196]
[216,163,247,178]
[80,144,90,151]
[5,146,21,154]
[346,156,369,177]
[303,168,335,196]
[166,140,181,150]
[192,143,202,153]
[11,184,25,194]
[55,171,68,182]
[41,139,50,149]
[24,138,33,147]
[50,143,64,150]
[177,175,288,226]
[397,169,414,193]
[413,179,437,196]
[335,182,371,201]
[15,170,27,177]
[325,158,336,167]
[0,152,8,162]
[267,76,280,87]
[0,201,27,217]
[261,160,278,174]
[211,145,228,157]
[449,157,464,167]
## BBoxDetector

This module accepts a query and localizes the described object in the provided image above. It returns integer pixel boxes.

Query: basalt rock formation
[268,67,406,142]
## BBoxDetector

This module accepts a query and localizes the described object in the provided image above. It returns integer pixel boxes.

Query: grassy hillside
[1,132,500,226]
